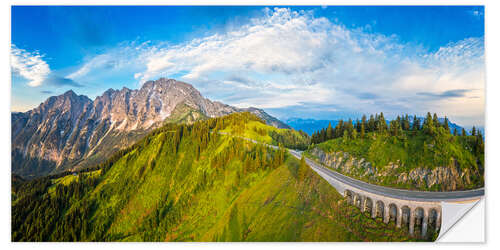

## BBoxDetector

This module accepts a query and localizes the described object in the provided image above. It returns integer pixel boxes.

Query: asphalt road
[215,131,484,202]
[287,149,484,202]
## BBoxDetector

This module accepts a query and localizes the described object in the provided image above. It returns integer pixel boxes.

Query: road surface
[215,131,484,202]
[287,149,484,202]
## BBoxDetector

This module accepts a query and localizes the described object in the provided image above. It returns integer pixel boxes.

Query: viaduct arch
[344,188,441,236]
[287,149,484,238]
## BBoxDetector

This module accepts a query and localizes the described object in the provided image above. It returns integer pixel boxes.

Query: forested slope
[12,113,423,242]
[306,113,484,191]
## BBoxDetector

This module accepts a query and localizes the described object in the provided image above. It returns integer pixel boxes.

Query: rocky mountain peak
[12,78,290,178]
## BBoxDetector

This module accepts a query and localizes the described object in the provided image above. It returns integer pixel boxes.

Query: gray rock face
[310,147,375,177]
[12,78,289,178]
[309,147,474,191]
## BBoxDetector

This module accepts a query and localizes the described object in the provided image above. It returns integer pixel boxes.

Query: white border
[2,0,497,249]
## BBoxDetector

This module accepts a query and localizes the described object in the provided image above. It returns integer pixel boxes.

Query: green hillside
[11,113,423,242]
[306,113,484,191]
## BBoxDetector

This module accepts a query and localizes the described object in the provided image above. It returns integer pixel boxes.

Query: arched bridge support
[342,188,441,238]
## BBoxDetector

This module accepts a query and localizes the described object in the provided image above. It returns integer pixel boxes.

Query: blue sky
[11,6,485,128]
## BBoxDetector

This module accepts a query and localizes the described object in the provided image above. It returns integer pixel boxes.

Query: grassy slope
[201,156,414,242]
[220,120,279,144]
[13,114,423,241]
[305,129,483,190]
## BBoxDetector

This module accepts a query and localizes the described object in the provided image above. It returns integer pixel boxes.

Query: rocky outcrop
[12,78,289,178]
[309,147,475,191]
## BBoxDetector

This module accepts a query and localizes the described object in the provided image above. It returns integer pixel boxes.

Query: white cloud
[11,45,51,87]
[67,7,485,127]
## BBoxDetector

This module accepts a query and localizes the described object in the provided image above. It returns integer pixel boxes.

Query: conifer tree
[326,122,333,140]
[361,115,367,131]
[403,114,410,130]
[347,118,354,136]
[379,112,387,132]
[413,115,420,131]
[424,112,434,135]
[360,123,366,138]
[443,116,450,131]
[368,115,375,132]
[433,113,439,128]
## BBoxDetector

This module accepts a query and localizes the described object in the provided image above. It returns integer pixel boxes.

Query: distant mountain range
[11,78,289,178]
[286,117,468,136]
[285,118,339,136]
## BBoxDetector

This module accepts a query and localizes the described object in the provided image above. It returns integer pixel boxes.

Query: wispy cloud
[44,75,83,88]
[417,89,474,99]
[11,45,50,87]
[67,7,485,127]
[11,44,85,88]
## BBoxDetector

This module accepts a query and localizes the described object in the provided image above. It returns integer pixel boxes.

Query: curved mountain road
[287,149,484,202]
[215,131,484,202]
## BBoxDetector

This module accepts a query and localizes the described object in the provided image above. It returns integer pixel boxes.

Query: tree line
[311,112,483,145]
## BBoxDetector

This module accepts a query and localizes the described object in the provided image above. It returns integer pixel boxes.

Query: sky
[11,6,485,128]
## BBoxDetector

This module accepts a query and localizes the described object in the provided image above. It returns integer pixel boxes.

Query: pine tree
[326,122,334,140]
[335,120,344,138]
[347,118,354,137]
[320,128,326,142]
[390,120,398,136]
[361,114,367,132]
[424,112,434,135]
[443,116,450,131]
[368,115,375,132]
[433,113,439,128]
[360,122,366,139]
[413,115,420,131]
[379,112,387,132]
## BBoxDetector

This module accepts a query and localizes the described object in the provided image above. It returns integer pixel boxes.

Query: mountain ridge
[11,78,289,178]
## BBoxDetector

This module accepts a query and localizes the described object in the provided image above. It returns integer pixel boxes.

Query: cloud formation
[44,75,83,88]
[417,89,474,99]
[67,8,485,127]
[11,45,50,87]
[11,45,85,88]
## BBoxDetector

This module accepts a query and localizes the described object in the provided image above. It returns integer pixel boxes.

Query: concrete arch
[389,203,398,223]
[401,206,411,226]
[353,194,362,208]
[344,190,353,204]
[375,200,385,218]
[364,197,374,217]
[428,208,438,229]
[412,207,425,236]
[337,187,442,237]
